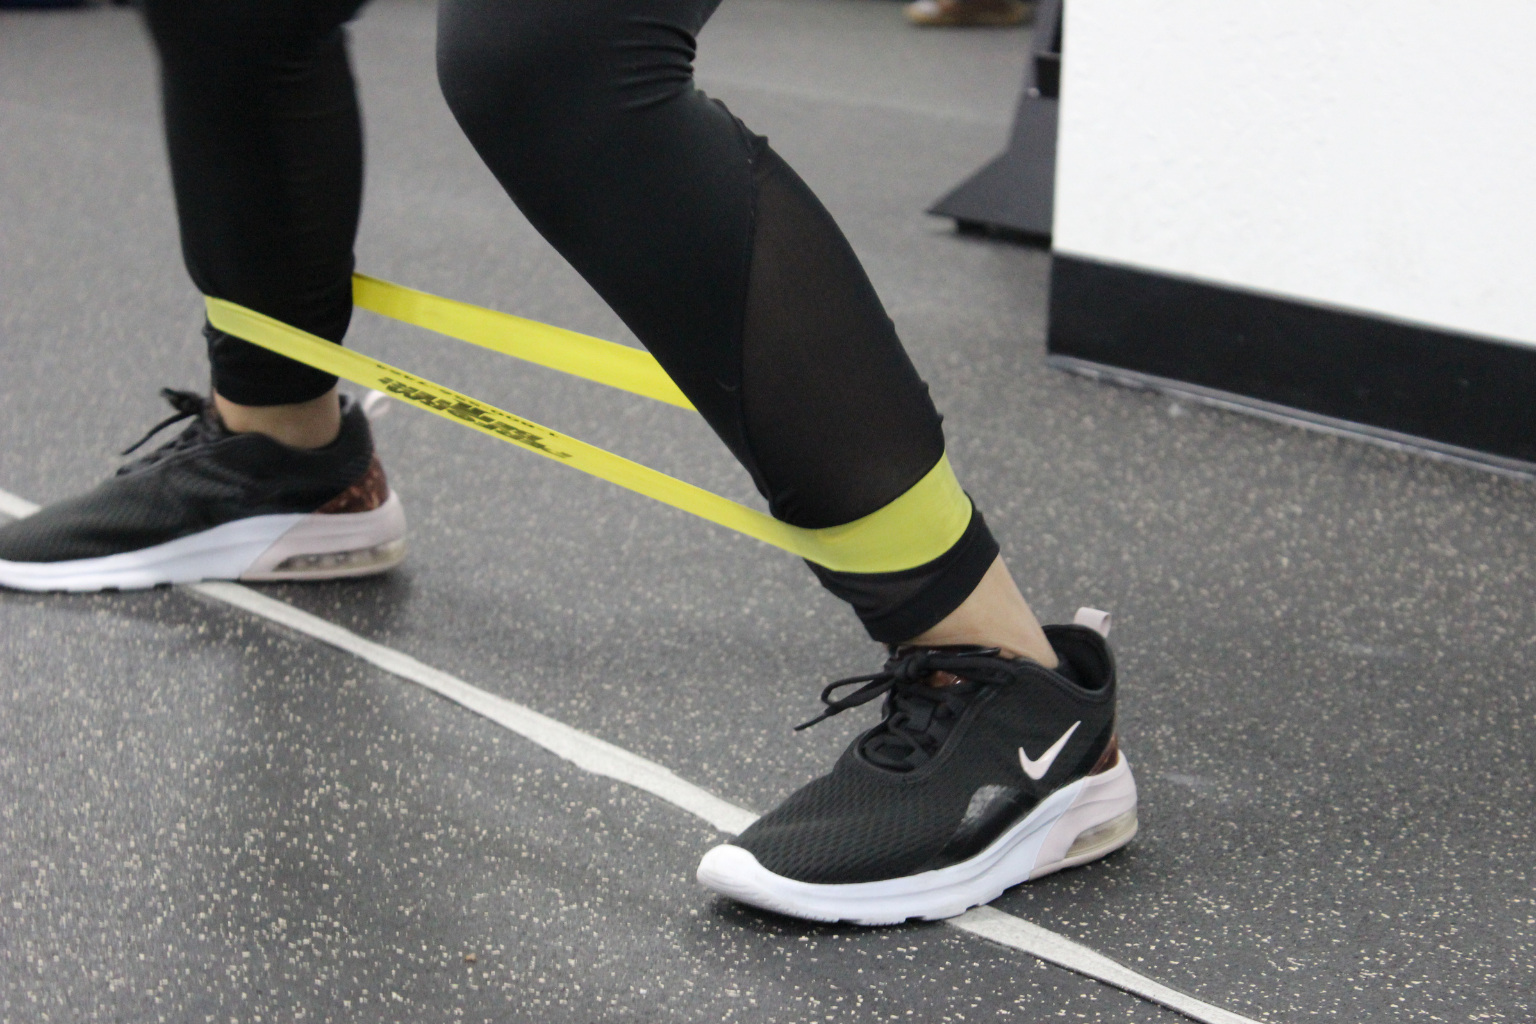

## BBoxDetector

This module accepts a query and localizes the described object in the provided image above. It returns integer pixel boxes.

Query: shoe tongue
[857,650,993,773]
[167,406,230,450]
[1050,654,1081,687]
[202,409,236,441]
[116,393,228,476]
[859,682,973,772]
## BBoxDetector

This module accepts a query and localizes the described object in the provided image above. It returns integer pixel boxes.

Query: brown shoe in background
[904,0,1032,27]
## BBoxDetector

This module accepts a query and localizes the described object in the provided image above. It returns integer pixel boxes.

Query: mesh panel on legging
[740,145,943,527]
[742,146,1000,642]
[436,0,999,642]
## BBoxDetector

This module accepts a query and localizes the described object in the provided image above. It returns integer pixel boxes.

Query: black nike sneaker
[0,389,406,591]
[696,610,1137,925]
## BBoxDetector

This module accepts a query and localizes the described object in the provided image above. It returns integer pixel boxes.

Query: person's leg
[907,556,1054,662]
[435,0,1133,925]
[144,0,371,448]
[435,0,1053,665]
[0,0,405,591]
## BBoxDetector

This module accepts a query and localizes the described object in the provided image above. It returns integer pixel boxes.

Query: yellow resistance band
[205,275,971,574]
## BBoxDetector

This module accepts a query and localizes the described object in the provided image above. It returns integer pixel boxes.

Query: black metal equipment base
[928,0,1062,243]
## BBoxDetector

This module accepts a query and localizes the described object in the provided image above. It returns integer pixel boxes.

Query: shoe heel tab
[1073,607,1111,638]
[1042,622,1116,694]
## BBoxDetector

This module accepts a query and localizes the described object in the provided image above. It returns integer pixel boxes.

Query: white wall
[1052,0,1536,350]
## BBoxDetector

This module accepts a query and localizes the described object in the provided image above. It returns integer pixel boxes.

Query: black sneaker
[0,389,406,591]
[696,610,1137,925]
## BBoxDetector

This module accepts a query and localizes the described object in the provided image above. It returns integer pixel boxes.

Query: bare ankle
[904,556,1059,668]
[214,388,342,450]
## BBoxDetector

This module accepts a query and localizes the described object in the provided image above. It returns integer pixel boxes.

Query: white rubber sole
[0,493,406,592]
[696,754,1138,926]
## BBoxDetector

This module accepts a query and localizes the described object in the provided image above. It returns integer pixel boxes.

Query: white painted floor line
[1,485,1267,1024]
[193,581,760,836]
[952,907,1267,1024]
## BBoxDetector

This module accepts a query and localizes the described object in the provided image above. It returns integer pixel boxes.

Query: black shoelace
[795,646,1016,772]
[115,389,223,476]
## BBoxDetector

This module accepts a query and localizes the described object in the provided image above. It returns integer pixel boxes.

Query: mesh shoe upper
[0,390,376,563]
[731,625,1117,884]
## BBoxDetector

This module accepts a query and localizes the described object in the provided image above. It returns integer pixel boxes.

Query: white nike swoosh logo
[1019,721,1080,781]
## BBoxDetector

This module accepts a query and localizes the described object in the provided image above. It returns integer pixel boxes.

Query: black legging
[142,0,999,642]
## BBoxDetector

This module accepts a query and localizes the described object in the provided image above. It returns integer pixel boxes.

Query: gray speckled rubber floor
[2,3,1532,1023]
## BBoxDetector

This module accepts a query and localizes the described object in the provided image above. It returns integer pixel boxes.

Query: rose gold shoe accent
[316,456,390,514]
[1087,734,1120,776]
